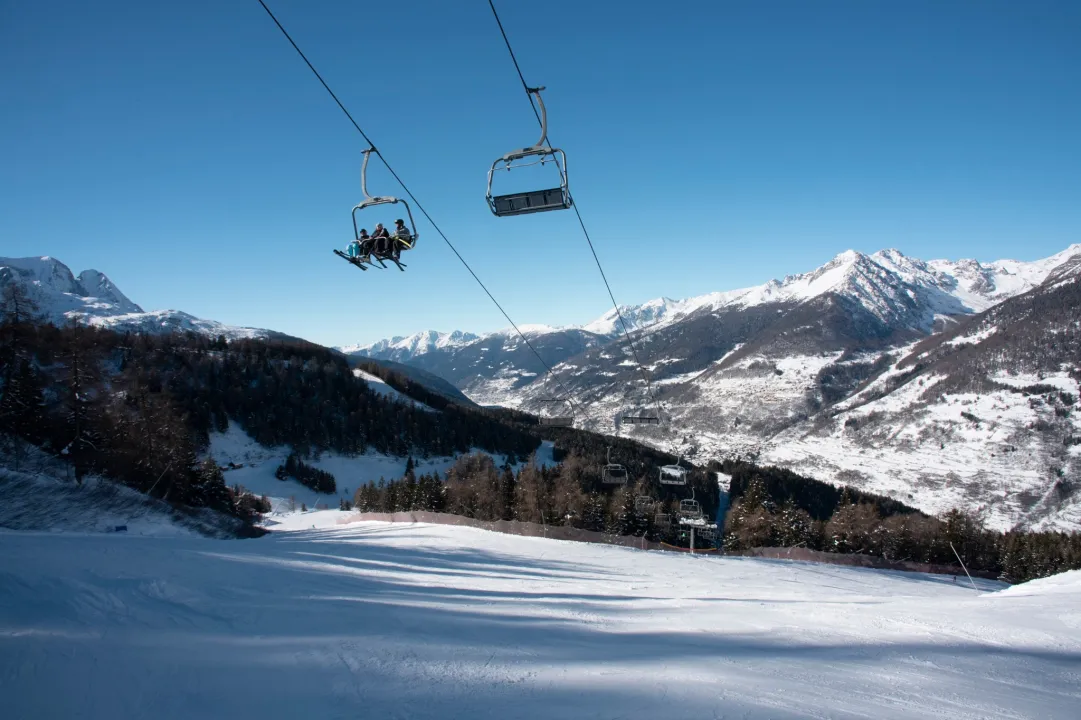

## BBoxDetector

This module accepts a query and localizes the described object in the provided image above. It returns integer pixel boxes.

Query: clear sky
[3,0,1079,347]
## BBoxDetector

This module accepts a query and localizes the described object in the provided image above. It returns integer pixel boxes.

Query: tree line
[722,472,1081,583]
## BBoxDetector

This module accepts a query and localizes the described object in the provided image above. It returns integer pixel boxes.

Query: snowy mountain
[339,329,480,361]
[354,244,1081,529]
[1,256,271,339]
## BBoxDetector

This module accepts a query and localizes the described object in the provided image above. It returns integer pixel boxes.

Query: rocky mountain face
[351,245,1081,530]
[0,256,271,339]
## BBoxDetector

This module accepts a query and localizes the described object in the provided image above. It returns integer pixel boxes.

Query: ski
[333,249,369,270]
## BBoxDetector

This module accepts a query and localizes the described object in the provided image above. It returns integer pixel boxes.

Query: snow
[995,569,1081,597]
[0,256,268,340]
[207,424,544,515]
[0,468,198,537]
[945,324,998,347]
[340,330,480,358]
[352,368,437,411]
[2,520,1079,719]
[992,371,1080,394]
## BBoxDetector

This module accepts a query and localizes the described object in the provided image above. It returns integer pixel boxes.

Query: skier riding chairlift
[335,149,419,272]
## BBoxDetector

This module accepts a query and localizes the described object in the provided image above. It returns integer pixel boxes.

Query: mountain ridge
[349,245,1081,360]
[1,256,272,340]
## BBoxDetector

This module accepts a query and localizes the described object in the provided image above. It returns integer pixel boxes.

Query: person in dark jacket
[370,223,391,256]
[392,219,412,259]
[355,229,373,258]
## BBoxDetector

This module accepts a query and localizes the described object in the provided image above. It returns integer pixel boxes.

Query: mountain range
[345,244,1081,531]
[5,247,1080,531]
[0,256,273,339]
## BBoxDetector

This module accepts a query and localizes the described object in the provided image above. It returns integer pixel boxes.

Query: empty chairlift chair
[536,376,575,427]
[621,413,661,426]
[678,498,703,521]
[601,447,628,485]
[486,87,572,217]
[658,456,688,486]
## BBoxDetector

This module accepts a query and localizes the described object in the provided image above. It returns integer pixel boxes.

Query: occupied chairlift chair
[601,447,628,485]
[486,87,572,217]
[346,149,418,270]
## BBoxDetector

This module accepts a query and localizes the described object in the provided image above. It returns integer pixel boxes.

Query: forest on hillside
[352,451,1080,583]
[0,285,536,526]
[3,282,1079,580]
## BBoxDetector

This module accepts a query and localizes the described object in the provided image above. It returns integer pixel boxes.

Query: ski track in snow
[1,520,1079,719]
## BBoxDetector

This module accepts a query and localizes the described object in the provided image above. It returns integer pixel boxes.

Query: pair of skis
[333,249,407,272]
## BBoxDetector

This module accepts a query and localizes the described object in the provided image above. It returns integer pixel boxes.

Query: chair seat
[491,188,570,216]
[538,416,574,427]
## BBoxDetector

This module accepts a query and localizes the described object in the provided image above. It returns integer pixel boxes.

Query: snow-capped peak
[76,269,142,314]
[340,329,480,358]
[1,255,269,340]
[577,244,1081,337]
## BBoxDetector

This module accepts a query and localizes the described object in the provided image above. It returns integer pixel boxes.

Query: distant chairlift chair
[678,498,703,521]
[601,447,628,485]
[537,376,575,427]
[658,456,688,486]
[486,87,572,217]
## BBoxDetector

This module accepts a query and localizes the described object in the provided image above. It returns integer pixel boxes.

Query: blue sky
[3,0,1079,347]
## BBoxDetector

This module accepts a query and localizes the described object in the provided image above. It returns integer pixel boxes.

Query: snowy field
[207,423,552,513]
[2,518,1079,719]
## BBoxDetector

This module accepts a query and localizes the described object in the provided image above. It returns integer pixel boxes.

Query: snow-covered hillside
[340,329,480,359]
[3,520,1078,719]
[205,423,539,513]
[350,244,1081,530]
[0,256,270,339]
[356,244,1081,364]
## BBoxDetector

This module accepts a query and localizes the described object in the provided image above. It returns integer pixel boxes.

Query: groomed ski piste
[2,511,1079,719]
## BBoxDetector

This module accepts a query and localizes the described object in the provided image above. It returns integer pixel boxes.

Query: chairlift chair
[678,498,703,521]
[601,447,628,485]
[654,510,671,527]
[634,495,655,514]
[696,525,718,542]
[536,374,575,427]
[486,87,572,217]
[621,413,661,425]
[658,455,688,486]
[338,149,418,272]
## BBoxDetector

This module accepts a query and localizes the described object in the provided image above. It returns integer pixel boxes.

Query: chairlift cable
[486,0,663,422]
[255,0,580,407]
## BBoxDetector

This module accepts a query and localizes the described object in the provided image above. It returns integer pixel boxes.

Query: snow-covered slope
[3,520,1079,719]
[206,423,537,514]
[0,445,254,538]
[0,256,271,339]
